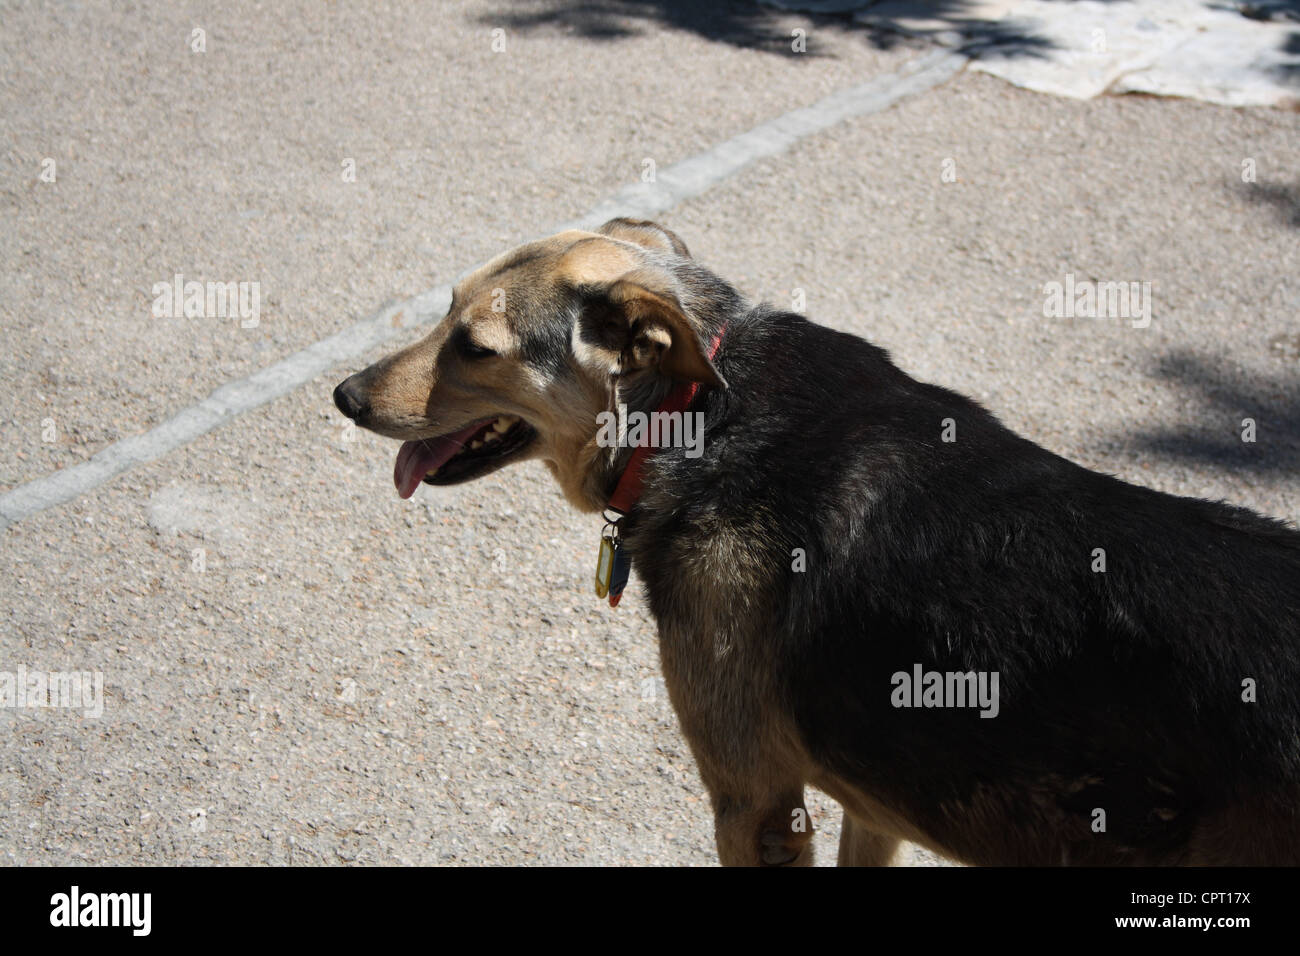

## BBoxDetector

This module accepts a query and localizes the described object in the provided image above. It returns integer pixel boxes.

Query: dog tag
[607,538,631,608]
[595,533,616,599]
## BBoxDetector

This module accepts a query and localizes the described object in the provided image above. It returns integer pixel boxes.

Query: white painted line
[563,48,967,231]
[0,47,967,530]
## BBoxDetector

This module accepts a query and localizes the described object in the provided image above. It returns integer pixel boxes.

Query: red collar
[606,325,726,516]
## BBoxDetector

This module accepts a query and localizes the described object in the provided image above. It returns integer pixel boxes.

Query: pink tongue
[393,422,487,499]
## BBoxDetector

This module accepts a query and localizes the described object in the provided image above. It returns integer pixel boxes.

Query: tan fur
[357,229,722,514]
[340,220,1300,868]
[595,218,692,257]
[344,223,916,865]
[556,237,641,287]
[838,814,904,866]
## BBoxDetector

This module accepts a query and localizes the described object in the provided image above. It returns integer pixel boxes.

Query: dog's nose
[333,376,369,421]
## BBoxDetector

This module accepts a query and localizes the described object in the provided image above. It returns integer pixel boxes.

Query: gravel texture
[1,1,1296,866]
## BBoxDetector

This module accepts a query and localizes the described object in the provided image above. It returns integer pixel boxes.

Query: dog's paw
[759,829,804,865]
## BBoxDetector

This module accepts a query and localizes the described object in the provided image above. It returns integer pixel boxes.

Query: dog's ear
[597,218,692,259]
[578,278,726,388]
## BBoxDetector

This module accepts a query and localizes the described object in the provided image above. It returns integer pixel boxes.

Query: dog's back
[628,306,1300,865]
[336,221,1298,864]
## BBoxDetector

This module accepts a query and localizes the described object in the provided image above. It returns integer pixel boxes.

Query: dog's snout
[333,375,370,422]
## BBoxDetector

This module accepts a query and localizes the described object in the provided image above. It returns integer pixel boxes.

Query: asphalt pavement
[2,1,1297,865]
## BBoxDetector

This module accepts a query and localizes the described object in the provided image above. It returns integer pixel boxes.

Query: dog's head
[333,218,731,512]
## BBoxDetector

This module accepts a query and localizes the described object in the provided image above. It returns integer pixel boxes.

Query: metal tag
[607,538,631,608]
[595,533,615,599]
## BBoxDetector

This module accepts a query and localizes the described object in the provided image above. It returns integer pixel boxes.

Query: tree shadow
[1272,27,1300,82]
[1124,349,1300,475]
[1233,178,1300,229]
[474,0,1055,59]
[477,0,1300,87]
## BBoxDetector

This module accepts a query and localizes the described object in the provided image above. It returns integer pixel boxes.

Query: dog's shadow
[1123,348,1300,476]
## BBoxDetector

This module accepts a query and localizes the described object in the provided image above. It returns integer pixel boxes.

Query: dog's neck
[587,371,677,508]
[593,323,728,516]
[576,275,743,513]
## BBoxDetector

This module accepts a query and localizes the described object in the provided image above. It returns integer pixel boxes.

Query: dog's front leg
[664,687,813,865]
[836,812,902,866]
[710,786,814,867]
[656,614,812,865]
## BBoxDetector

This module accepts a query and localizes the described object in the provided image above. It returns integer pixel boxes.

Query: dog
[334,218,1300,866]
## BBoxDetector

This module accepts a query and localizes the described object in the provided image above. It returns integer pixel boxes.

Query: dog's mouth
[393,415,537,498]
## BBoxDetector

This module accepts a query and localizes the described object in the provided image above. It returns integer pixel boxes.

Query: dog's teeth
[483,430,501,443]
[492,417,513,433]
[470,440,483,450]
[426,467,439,478]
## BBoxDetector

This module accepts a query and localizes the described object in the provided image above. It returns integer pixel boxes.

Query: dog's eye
[455,329,497,360]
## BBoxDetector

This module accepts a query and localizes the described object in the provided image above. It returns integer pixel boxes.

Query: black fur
[625,305,1300,864]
